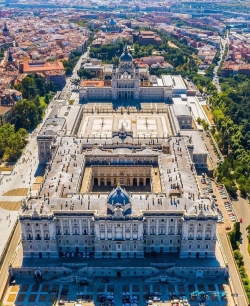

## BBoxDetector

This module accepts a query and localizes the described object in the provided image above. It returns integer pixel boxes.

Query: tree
[71,78,80,88]
[78,69,95,79]
[13,100,43,131]
[14,74,56,100]
[44,94,50,104]
[0,124,27,162]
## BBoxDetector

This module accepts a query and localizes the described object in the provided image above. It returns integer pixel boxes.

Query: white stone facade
[79,46,185,102]
[19,104,216,261]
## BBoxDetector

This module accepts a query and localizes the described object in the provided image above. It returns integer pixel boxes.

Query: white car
[153,297,161,302]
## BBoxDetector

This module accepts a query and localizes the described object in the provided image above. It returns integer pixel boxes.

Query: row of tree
[229,222,250,301]
[210,75,250,197]
[62,52,80,76]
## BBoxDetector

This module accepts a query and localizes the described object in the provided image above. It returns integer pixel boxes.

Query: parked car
[9,276,16,285]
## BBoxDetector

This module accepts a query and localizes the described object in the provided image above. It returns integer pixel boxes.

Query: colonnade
[92,177,151,187]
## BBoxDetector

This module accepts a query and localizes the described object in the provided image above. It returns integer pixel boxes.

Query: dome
[120,45,133,62]
[107,186,130,205]
[3,23,8,32]
[109,18,117,26]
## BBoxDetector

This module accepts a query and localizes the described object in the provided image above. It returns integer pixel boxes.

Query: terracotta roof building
[21,61,64,74]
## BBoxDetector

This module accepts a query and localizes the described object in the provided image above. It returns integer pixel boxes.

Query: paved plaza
[3,276,231,306]
[78,113,171,139]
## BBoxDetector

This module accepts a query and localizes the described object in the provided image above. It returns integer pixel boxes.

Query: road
[200,132,220,168]
[232,195,250,279]
[68,49,89,104]
[0,222,21,299]
[219,232,248,306]
[212,32,230,93]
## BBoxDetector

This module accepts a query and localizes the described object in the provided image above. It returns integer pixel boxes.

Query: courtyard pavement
[3,276,232,306]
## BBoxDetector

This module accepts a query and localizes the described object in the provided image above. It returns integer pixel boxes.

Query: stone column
[112,224,115,240]
[174,220,178,235]
[156,219,159,235]
[31,224,36,240]
[130,223,133,240]
[40,224,44,239]
[79,219,82,235]
[21,223,27,239]
[60,219,63,235]
[166,219,169,235]
[138,223,143,239]
[50,222,56,239]
[105,224,108,240]
[182,222,186,237]
[147,219,150,235]
[194,224,198,239]
[211,223,216,239]
[88,219,91,234]
[123,224,125,240]
[95,223,100,240]
[202,225,206,239]
[69,219,73,235]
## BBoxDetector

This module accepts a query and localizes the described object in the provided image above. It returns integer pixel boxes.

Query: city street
[219,232,247,306]
[232,194,250,279]
[212,32,229,93]
[0,223,21,299]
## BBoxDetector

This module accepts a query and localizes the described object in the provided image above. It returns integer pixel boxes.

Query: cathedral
[79,45,187,102]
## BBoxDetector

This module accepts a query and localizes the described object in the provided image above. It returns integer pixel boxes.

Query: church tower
[2,22,9,36]
[112,45,137,100]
